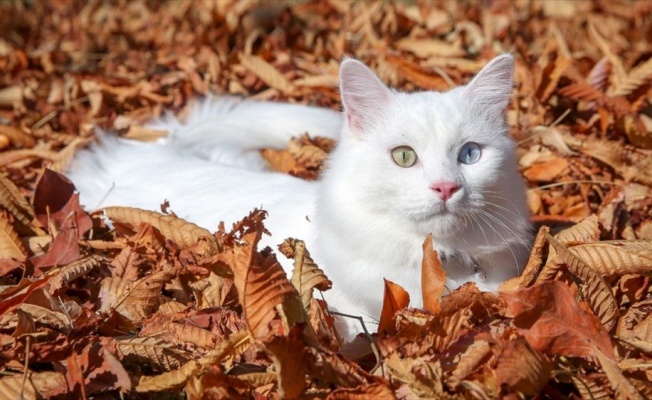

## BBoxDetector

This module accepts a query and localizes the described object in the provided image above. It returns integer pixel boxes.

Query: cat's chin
[418,211,465,240]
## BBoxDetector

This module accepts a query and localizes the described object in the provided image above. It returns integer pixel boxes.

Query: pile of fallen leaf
[0,0,651,398]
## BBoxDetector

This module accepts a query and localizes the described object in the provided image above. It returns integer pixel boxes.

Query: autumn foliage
[0,1,651,399]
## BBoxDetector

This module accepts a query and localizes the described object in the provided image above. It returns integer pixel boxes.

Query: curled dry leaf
[113,336,193,372]
[0,172,35,228]
[569,241,652,276]
[0,213,27,259]
[377,279,410,336]
[383,353,444,398]
[326,383,397,400]
[421,233,446,314]
[285,238,332,311]
[538,214,600,282]
[505,225,550,290]
[238,54,295,94]
[571,374,613,400]
[48,254,103,294]
[0,371,67,399]
[136,330,250,393]
[593,346,644,400]
[305,346,378,389]
[501,281,615,359]
[546,233,620,331]
[102,206,219,257]
[446,337,492,389]
[0,277,51,318]
[262,334,308,398]
[494,336,553,396]
[100,270,175,326]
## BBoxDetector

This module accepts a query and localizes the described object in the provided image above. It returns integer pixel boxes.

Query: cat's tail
[148,96,343,169]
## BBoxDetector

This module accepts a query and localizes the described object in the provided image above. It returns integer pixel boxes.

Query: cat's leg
[147,96,343,170]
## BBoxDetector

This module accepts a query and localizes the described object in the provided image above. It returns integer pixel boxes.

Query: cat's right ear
[339,59,392,138]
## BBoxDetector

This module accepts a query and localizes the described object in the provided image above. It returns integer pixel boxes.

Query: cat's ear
[465,54,514,117]
[339,59,392,137]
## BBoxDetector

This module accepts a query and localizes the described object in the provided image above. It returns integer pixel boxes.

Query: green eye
[391,146,417,168]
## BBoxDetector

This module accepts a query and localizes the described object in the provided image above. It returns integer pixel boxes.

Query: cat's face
[333,55,521,243]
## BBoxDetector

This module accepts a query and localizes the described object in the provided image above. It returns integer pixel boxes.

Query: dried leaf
[100,270,175,325]
[523,157,569,182]
[286,238,332,311]
[239,54,295,94]
[0,172,35,228]
[114,336,192,372]
[383,353,444,398]
[263,334,308,398]
[394,37,464,58]
[593,346,644,400]
[568,241,652,276]
[501,281,614,359]
[326,383,396,399]
[135,330,249,393]
[0,371,67,399]
[102,206,219,256]
[49,254,103,294]
[494,336,553,395]
[421,234,445,314]
[377,279,410,336]
[0,213,27,259]
[546,233,620,331]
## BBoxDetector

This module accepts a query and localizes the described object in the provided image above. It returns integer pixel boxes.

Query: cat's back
[68,132,318,250]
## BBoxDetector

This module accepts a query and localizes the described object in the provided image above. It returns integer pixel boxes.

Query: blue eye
[458,142,481,164]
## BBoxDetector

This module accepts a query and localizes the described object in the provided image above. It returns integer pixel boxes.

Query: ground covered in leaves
[0,0,652,398]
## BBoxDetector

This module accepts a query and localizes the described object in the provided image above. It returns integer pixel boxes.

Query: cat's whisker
[481,190,528,216]
[466,209,492,249]
[476,208,530,251]
[473,212,520,275]
[482,200,524,219]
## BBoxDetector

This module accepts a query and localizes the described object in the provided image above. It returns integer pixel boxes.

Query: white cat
[68,54,532,339]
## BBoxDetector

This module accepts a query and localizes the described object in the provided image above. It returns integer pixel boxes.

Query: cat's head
[327,55,526,246]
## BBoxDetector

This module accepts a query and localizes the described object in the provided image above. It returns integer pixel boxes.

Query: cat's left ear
[340,58,393,138]
[465,54,514,117]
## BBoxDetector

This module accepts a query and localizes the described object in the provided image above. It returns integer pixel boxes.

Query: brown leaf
[222,216,301,339]
[546,233,620,331]
[286,238,332,311]
[394,37,464,58]
[326,383,396,399]
[100,270,175,326]
[377,279,410,336]
[65,342,131,397]
[494,336,553,396]
[263,333,308,398]
[523,158,569,182]
[113,336,192,372]
[0,213,27,259]
[0,277,51,318]
[593,347,644,400]
[501,281,614,359]
[0,371,67,399]
[421,233,445,314]
[568,241,652,276]
[239,54,296,94]
[103,206,219,257]
[0,172,35,228]
[383,353,444,398]
[34,169,92,235]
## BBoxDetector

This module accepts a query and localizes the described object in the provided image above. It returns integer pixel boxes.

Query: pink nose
[431,181,459,201]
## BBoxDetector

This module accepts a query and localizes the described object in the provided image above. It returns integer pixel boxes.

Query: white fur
[67,55,531,340]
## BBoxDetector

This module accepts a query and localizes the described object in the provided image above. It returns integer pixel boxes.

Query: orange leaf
[501,281,614,359]
[421,234,446,314]
[377,279,409,336]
